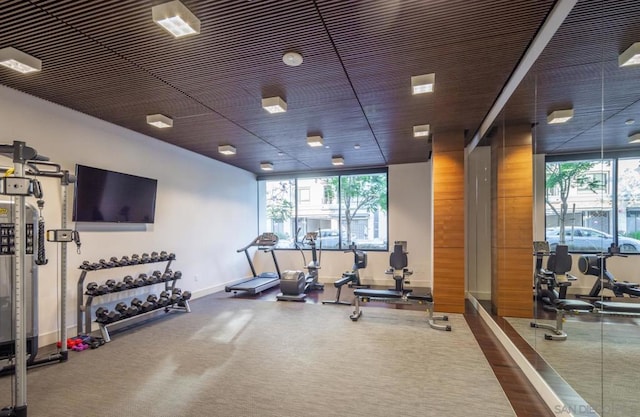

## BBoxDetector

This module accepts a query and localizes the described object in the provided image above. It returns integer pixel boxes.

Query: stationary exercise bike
[277,230,325,301]
[532,241,576,311]
[322,243,368,305]
[578,243,640,298]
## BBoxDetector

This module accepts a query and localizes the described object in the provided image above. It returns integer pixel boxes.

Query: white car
[546,226,640,253]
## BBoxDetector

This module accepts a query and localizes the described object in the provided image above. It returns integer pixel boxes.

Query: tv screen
[73,165,158,223]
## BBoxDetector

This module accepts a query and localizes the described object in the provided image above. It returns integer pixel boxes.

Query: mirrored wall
[467,1,640,415]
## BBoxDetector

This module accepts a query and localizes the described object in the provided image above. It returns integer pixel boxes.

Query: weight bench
[350,289,451,331]
[531,299,640,340]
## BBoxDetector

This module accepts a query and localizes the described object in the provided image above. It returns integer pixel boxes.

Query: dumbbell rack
[76,253,190,342]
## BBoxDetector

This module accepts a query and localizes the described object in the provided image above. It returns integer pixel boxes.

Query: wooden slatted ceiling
[0,0,575,173]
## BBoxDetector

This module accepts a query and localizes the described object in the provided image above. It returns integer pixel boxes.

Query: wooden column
[432,131,465,313]
[491,124,533,317]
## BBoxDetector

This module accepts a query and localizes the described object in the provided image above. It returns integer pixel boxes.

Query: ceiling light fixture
[0,47,41,74]
[307,135,323,147]
[262,96,287,113]
[218,144,236,155]
[331,156,344,166]
[354,144,361,149]
[146,114,173,128]
[152,0,201,38]
[282,51,303,67]
[413,124,431,137]
[260,162,274,171]
[629,133,640,144]
[619,42,640,67]
[411,73,435,94]
[547,109,574,124]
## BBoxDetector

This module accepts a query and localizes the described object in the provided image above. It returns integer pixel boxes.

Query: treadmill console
[256,232,279,246]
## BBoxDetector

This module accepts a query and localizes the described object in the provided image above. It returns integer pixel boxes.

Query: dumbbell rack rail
[76,255,190,342]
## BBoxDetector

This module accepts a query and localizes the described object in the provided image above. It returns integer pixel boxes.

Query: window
[545,157,640,254]
[258,170,388,250]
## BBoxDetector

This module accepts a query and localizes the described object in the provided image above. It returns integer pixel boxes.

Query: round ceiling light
[282,51,303,67]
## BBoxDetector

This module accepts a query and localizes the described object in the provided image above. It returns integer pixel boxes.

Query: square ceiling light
[260,162,274,171]
[413,124,431,138]
[411,73,435,94]
[547,109,574,124]
[218,144,236,155]
[619,42,640,67]
[262,96,287,113]
[307,136,323,147]
[146,114,173,128]
[152,0,201,38]
[0,47,41,74]
[331,156,344,166]
[629,133,640,144]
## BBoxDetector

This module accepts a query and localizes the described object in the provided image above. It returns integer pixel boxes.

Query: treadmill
[225,232,282,295]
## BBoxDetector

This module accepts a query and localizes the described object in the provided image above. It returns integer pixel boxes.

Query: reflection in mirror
[489,1,640,416]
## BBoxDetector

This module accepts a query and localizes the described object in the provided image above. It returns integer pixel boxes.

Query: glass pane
[264,179,296,248]
[617,157,640,254]
[339,173,388,250]
[545,160,613,252]
[296,176,340,249]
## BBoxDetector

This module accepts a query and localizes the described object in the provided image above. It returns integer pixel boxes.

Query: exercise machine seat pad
[554,299,594,312]
[354,289,403,298]
[613,282,640,288]
[406,293,433,302]
[594,301,640,313]
[334,275,355,287]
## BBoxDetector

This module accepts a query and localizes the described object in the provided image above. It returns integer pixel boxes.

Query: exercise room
[1,1,639,416]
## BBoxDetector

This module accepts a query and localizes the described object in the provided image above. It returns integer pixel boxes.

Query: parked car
[546,226,640,253]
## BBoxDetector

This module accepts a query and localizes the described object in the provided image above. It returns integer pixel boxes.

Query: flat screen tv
[73,165,158,224]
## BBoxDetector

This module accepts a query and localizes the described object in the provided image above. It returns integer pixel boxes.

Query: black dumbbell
[123,275,134,288]
[131,298,144,312]
[146,294,159,310]
[95,307,120,324]
[133,274,147,287]
[86,282,99,295]
[127,304,140,317]
[150,251,160,262]
[105,279,117,291]
[151,270,163,281]
[141,253,150,263]
[119,256,130,266]
[173,271,182,280]
[157,293,170,307]
[145,273,159,285]
[115,281,128,291]
[159,251,169,261]
[100,258,116,268]
[129,254,140,265]
[110,256,120,265]
[178,291,192,307]
[168,252,176,260]
[80,260,95,270]
[115,302,130,317]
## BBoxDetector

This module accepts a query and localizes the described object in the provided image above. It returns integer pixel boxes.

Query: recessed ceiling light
[629,133,640,144]
[547,109,574,124]
[411,73,435,94]
[0,47,41,74]
[262,96,287,113]
[260,162,274,171]
[152,0,201,38]
[146,114,173,128]
[625,119,636,126]
[331,156,344,166]
[307,136,323,147]
[282,51,303,67]
[277,151,284,156]
[354,144,361,149]
[413,124,431,137]
[218,144,236,155]
[619,42,640,67]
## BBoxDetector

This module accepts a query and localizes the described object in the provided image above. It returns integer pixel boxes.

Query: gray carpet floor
[507,315,640,417]
[1,297,516,417]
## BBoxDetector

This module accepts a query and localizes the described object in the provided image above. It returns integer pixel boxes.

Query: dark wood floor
[216,283,556,417]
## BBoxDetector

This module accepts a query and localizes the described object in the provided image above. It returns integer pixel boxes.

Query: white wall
[253,162,434,288]
[0,85,257,344]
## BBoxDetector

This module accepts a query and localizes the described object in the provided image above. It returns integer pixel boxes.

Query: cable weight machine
[0,141,76,417]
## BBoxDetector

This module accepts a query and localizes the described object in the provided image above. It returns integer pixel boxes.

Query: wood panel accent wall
[432,131,465,313]
[491,124,533,318]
